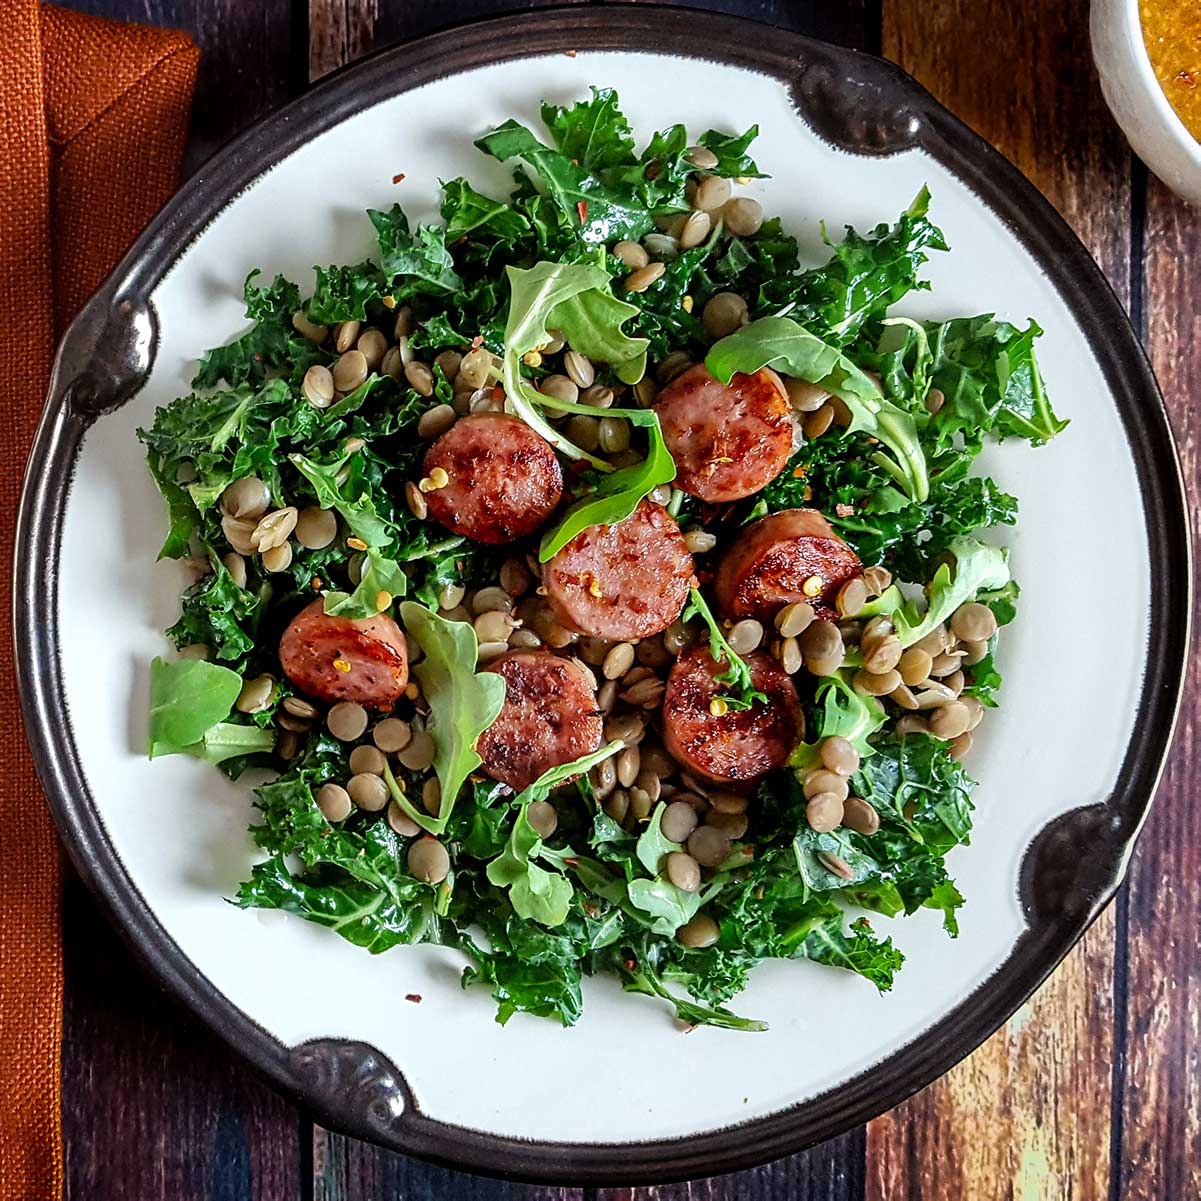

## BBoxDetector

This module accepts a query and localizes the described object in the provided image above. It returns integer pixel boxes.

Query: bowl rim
[1099,0,1201,166]
[14,2,1192,1184]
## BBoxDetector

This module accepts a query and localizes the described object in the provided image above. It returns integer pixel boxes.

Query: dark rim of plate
[13,3,1192,1186]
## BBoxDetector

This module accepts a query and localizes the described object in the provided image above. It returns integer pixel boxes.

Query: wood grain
[60,878,302,1201]
[1116,176,1201,1201]
[868,2,1133,1199]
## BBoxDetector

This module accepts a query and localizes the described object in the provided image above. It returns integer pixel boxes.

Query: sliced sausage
[662,646,802,785]
[653,364,793,502]
[714,508,863,622]
[422,412,563,544]
[543,500,694,641]
[279,598,408,707]
[476,651,603,791]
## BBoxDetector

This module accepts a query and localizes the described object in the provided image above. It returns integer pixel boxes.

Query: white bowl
[1092,0,1201,206]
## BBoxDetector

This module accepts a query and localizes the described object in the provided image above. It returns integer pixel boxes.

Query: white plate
[16,7,1189,1184]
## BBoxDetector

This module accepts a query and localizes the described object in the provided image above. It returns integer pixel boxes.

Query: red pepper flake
[623,958,637,973]
[392,172,406,185]
[565,48,577,58]
[491,385,505,401]
[835,503,855,517]
[576,199,589,225]
[564,857,580,866]
[405,993,422,1003]
[470,334,484,350]
[792,464,807,478]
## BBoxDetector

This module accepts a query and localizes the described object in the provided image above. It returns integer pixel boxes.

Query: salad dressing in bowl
[1140,0,1201,141]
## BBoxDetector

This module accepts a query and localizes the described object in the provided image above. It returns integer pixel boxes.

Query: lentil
[407,837,450,884]
[348,773,388,812]
[397,730,435,771]
[358,328,388,370]
[235,674,275,714]
[387,801,420,837]
[661,800,699,843]
[701,291,747,339]
[785,378,829,412]
[687,825,731,867]
[842,796,880,836]
[221,477,270,521]
[349,745,387,776]
[722,196,764,236]
[334,320,360,352]
[326,702,368,741]
[316,783,352,822]
[625,262,666,292]
[693,174,732,212]
[295,507,337,550]
[666,851,701,892]
[806,793,844,833]
[678,913,720,948]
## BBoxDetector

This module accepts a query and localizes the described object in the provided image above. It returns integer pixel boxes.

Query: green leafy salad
[139,89,1066,1031]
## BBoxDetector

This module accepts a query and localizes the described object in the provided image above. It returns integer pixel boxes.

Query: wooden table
[55,1,1199,1198]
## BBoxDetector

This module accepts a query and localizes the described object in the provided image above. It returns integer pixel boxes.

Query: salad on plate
[140,88,1067,1031]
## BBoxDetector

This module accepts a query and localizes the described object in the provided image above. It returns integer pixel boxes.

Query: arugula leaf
[147,656,244,757]
[485,743,622,927]
[681,587,767,709]
[893,536,1010,648]
[181,721,276,765]
[626,876,704,935]
[501,261,617,467]
[537,416,676,560]
[635,803,682,874]
[542,284,649,384]
[706,315,929,502]
[486,806,574,927]
[322,551,408,618]
[393,602,507,833]
[791,672,886,771]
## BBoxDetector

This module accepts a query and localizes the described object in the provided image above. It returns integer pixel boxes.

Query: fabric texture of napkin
[0,3,197,1195]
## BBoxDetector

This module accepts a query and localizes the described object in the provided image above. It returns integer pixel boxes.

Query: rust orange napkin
[1,4,197,1195]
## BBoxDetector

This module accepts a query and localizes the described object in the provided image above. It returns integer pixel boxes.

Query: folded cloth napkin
[1,4,197,1195]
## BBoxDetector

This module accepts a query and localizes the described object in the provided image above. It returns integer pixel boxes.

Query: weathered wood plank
[313,1134,584,1201]
[867,1,1132,1198]
[593,1134,865,1201]
[61,876,303,1201]
[1115,175,1201,1201]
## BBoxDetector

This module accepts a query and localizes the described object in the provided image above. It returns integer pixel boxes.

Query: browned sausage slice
[542,500,694,641]
[422,412,563,544]
[662,646,802,785]
[653,364,793,502]
[476,651,603,791]
[279,598,408,707]
[714,508,862,622]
